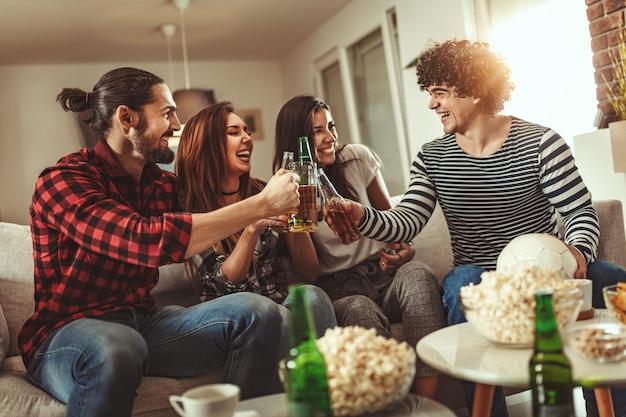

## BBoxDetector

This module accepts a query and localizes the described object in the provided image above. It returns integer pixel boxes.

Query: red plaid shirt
[18,140,192,364]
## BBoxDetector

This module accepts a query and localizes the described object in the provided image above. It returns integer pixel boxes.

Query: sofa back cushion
[0,222,36,358]
[0,305,8,365]
[152,263,199,307]
[410,203,453,281]
[595,200,626,269]
[0,222,199,359]
[400,199,626,281]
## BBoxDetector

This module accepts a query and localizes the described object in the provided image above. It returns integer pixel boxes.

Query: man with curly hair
[328,39,626,416]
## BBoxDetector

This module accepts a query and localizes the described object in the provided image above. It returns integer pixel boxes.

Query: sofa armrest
[595,200,626,270]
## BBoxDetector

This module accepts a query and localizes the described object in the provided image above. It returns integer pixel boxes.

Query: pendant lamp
[170,0,210,123]
[160,23,177,87]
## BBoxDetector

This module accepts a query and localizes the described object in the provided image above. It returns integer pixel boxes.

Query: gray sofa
[0,200,624,416]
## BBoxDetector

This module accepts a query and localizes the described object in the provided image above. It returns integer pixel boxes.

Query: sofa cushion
[0,354,224,417]
[0,222,34,357]
[410,203,453,281]
[595,200,626,269]
[0,356,67,417]
[153,263,199,307]
[388,199,453,282]
[0,305,8,366]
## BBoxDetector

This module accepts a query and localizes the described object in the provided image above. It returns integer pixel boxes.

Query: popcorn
[460,265,583,345]
[316,326,416,417]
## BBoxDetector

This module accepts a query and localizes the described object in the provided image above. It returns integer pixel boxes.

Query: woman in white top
[272,95,447,398]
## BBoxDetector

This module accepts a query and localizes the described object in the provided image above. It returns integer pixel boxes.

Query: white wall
[489,0,597,149]
[573,129,626,221]
[0,60,283,224]
[0,0,473,225]
[278,0,472,161]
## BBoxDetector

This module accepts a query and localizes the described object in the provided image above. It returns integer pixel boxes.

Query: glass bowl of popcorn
[316,326,416,417]
[460,265,583,347]
[603,284,626,325]
[565,322,626,363]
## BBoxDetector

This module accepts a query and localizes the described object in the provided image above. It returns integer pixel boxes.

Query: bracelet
[406,241,414,247]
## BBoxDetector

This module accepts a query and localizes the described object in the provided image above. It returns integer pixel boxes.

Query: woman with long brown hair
[176,101,336,337]
[273,95,446,398]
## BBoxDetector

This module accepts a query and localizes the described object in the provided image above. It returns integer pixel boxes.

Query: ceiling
[0,0,353,65]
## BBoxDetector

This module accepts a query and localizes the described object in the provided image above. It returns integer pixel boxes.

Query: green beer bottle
[529,291,574,417]
[283,285,333,417]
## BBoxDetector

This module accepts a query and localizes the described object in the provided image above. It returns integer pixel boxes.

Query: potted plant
[604,28,626,172]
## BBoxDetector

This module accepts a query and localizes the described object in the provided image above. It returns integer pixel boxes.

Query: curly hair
[415,40,514,115]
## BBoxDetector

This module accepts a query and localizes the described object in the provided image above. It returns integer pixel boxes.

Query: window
[315,9,409,197]
[321,62,351,146]
[479,0,596,146]
[349,29,405,196]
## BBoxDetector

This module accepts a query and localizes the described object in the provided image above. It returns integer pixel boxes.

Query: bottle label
[289,184,317,232]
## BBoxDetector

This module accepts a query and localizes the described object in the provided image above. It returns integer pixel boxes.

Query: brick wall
[586,0,626,127]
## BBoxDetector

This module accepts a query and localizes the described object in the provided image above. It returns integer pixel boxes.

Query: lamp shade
[173,89,211,124]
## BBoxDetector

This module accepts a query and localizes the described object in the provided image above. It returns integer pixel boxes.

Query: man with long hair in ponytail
[19,67,302,417]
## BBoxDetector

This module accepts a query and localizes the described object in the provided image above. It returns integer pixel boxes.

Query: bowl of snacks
[603,284,626,324]
[565,322,626,363]
[315,326,416,417]
[460,265,583,347]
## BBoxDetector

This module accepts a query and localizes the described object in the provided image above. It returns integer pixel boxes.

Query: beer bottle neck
[281,151,295,169]
[318,169,341,200]
[534,291,564,353]
[288,285,317,347]
[298,136,313,162]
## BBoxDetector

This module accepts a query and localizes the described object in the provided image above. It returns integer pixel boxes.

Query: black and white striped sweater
[360,117,599,270]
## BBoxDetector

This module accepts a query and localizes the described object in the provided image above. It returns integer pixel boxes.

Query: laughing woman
[175,101,336,350]
[272,95,447,398]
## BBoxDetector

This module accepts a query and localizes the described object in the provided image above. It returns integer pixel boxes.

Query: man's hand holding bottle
[322,198,365,236]
[260,169,301,216]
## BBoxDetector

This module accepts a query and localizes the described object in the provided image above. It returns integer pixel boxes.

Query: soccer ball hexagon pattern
[496,233,578,279]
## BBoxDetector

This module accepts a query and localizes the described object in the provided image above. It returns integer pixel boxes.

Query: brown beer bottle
[317,169,361,244]
[290,137,318,232]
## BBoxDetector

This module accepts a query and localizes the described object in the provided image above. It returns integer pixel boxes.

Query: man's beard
[133,117,175,164]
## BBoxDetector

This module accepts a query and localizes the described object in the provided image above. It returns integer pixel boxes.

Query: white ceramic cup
[578,278,593,312]
[169,383,240,417]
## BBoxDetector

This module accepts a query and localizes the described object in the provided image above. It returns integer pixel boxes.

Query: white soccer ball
[496,233,577,279]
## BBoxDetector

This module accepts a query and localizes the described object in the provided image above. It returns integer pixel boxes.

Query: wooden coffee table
[416,311,626,417]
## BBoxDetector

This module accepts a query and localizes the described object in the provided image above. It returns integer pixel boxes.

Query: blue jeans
[279,284,338,358]
[27,288,336,417]
[442,260,626,417]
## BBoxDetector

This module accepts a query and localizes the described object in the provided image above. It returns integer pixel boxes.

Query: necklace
[220,188,239,196]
